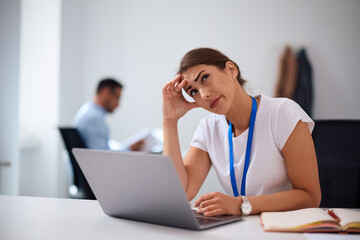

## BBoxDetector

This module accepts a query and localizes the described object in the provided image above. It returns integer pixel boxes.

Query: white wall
[0,0,21,195]
[60,0,360,139]
[59,0,85,125]
[19,0,61,197]
[58,0,360,198]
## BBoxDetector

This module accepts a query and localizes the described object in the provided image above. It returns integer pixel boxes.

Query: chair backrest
[58,127,95,199]
[312,120,360,208]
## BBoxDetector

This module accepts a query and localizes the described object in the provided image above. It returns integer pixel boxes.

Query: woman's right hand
[162,74,198,121]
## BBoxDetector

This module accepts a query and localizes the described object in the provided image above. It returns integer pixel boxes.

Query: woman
[162,48,321,217]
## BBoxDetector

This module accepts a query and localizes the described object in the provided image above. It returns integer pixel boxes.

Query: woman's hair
[177,48,246,86]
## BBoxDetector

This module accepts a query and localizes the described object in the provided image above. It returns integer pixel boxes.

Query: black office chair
[58,127,96,200]
[312,120,360,208]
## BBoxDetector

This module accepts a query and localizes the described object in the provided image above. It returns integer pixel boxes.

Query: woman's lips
[209,96,221,109]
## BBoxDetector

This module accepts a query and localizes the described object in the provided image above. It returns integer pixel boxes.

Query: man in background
[73,78,143,151]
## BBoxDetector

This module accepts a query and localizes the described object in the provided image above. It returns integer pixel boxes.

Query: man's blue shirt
[73,102,110,149]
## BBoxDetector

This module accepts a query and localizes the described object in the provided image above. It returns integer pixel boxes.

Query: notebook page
[261,208,335,229]
[331,209,360,228]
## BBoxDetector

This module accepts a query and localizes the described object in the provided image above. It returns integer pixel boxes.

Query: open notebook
[260,208,360,233]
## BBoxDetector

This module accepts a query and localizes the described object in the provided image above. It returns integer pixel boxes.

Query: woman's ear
[225,61,238,79]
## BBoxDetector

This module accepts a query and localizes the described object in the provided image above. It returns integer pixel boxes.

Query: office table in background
[0,195,314,240]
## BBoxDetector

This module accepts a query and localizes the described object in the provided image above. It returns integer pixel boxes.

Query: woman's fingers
[203,209,224,217]
[197,202,226,217]
[197,204,218,213]
[168,74,182,91]
[174,79,186,93]
[194,193,215,207]
[162,74,196,120]
[198,196,218,209]
[195,192,240,216]
[162,74,182,95]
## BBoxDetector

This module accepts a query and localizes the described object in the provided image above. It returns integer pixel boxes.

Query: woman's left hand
[194,192,242,217]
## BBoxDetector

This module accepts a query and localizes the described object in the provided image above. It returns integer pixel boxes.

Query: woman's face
[182,63,238,115]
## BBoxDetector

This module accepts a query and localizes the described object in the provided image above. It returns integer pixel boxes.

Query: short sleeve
[190,119,208,152]
[273,99,314,150]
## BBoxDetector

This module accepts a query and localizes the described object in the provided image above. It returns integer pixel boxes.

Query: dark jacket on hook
[294,48,313,117]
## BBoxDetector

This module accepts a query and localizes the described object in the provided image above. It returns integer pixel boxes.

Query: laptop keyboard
[196,216,226,225]
[193,210,239,226]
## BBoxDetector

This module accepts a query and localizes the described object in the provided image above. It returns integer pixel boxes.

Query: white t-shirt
[190,94,314,196]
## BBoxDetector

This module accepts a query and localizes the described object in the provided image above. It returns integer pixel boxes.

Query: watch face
[242,202,252,215]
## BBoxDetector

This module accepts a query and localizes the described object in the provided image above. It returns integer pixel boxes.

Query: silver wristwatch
[240,196,252,216]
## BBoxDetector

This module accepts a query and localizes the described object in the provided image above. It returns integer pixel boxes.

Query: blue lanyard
[228,96,257,197]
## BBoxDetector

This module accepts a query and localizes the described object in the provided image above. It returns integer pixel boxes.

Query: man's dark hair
[96,78,123,94]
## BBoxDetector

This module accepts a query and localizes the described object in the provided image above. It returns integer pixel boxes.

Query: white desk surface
[0,195,308,240]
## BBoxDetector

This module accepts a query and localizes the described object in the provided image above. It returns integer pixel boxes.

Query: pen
[327,209,341,223]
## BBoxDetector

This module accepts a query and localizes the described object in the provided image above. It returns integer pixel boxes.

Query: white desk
[0,195,306,240]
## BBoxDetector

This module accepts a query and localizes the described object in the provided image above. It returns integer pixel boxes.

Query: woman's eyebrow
[184,70,205,93]
[194,70,205,82]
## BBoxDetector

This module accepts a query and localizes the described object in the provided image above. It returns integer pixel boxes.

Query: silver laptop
[72,148,242,230]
